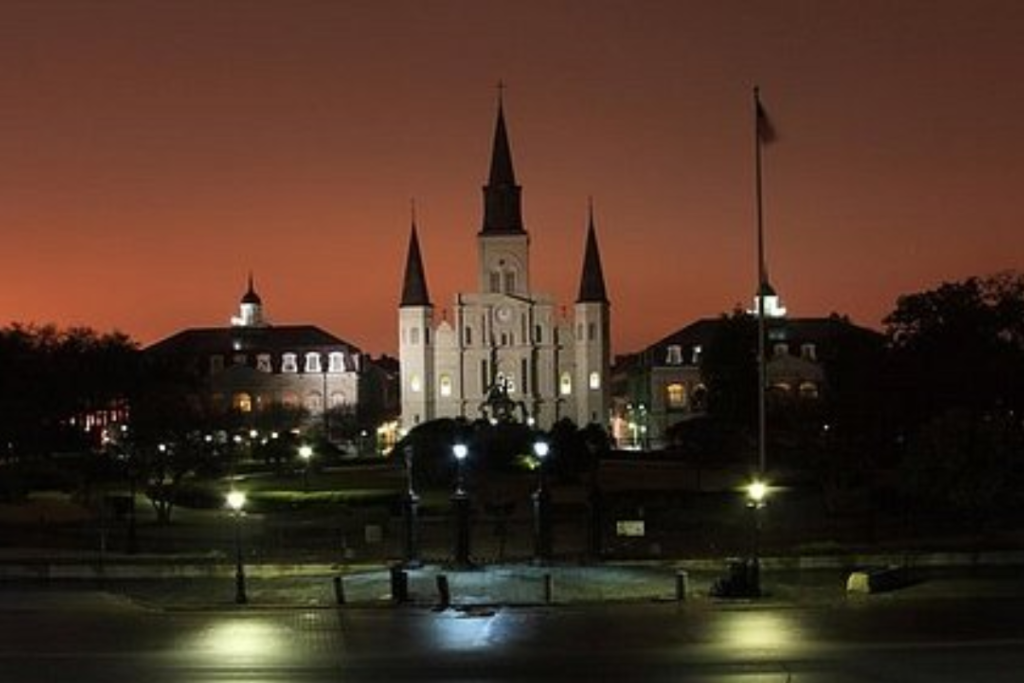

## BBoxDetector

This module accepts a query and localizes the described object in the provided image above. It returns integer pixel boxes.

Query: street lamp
[226,490,248,604]
[744,479,769,597]
[298,444,313,491]
[402,445,421,568]
[532,440,552,563]
[451,443,471,567]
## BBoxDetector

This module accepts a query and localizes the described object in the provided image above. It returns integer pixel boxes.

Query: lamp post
[745,479,768,597]
[532,440,552,563]
[402,445,421,568]
[298,444,313,491]
[226,490,248,604]
[451,443,471,567]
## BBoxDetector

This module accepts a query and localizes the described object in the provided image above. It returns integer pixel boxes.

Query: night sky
[2,0,1022,356]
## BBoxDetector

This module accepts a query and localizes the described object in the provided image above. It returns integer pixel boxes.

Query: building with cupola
[146,277,390,438]
[611,282,883,450]
[398,97,611,431]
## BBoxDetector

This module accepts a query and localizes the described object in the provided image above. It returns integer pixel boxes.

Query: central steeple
[480,90,525,235]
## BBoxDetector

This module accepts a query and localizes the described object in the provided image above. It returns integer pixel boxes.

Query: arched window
[306,392,323,412]
[559,372,573,396]
[439,374,453,397]
[329,352,345,372]
[589,371,601,390]
[282,353,298,373]
[410,374,422,393]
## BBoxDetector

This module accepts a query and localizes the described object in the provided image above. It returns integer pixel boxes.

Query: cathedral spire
[577,201,608,304]
[481,86,525,234]
[400,220,431,307]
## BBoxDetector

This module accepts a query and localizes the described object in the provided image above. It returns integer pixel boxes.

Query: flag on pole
[756,94,777,144]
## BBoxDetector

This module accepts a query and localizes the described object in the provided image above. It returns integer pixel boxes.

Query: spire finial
[410,197,417,227]
[497,79,506,107]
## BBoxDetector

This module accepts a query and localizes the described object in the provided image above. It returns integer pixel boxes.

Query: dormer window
[329,352,345,372]
[801,343,817,361]
[282,353,298,373]
[305,352,322,373]
[256,354,272,373]
[773,343,789,357]
[665,345,683,365]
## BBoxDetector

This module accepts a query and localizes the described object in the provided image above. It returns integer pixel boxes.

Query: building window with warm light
[799,382,819,399]
[666,382,687,409]
[282,353,298,373]
[305,352,322,373]
[439,374,453,397]
[560,372,572,396]
[282,392,299,408]
[257,354,272,373]
[233,393,253,413]
[410,374,422,393]
[589,371,601,390]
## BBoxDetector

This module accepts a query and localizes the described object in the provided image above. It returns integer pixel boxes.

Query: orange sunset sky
[1,0,1022,357]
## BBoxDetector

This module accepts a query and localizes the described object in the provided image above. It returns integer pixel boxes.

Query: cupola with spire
[231,273,267,327]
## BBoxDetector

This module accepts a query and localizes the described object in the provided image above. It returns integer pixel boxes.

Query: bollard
[543,573,554,604]
[333,575,346,605]
[390,566,409,604]
[436,574,451,610]
[676,570,688,602]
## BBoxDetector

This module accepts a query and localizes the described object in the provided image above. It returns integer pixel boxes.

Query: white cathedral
[398,98,611,431]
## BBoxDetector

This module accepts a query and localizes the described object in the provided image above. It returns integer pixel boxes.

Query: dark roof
[480,98,525,235]
[576,211,609,304]
[147,325,360,358]
[639,315,881,368]
[400,225,432,307]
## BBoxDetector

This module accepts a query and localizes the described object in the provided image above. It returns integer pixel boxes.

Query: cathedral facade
[398,99,611,431]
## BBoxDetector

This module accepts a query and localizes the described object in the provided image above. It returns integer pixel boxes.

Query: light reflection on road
[186,617,291,665]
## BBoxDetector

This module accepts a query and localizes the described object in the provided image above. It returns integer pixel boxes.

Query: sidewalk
[3,559,1023,611]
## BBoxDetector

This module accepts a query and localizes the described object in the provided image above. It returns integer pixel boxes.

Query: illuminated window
[282,392,299,408]
[439,374,453,397]
[282,353,298,373]
[305,353,321,373]
[560,372,572,396]
[233,393,253,413]
[410,374,422,393]
[589,371,601,390]
[799,382,819,399]
[666,383,687,409]
[665,345,683,365]
[692,345,703,363]
[256,354,272,373]
[329,352,345,372]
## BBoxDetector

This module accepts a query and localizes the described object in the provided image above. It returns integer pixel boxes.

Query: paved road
[1,590,1023,682]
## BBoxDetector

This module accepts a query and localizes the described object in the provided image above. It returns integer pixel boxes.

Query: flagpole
[754,86,768,477]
